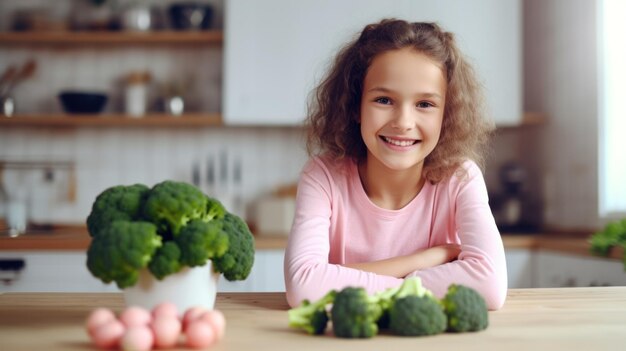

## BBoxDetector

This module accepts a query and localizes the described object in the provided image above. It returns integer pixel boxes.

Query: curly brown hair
[305,19,494,183]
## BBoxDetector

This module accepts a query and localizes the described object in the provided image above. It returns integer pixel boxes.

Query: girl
[284,19,507,310]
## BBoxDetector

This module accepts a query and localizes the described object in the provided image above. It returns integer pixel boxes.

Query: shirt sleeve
[283,159,402,308]
[407,163,508,310]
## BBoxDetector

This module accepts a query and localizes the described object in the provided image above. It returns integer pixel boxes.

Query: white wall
[523,0,600,230]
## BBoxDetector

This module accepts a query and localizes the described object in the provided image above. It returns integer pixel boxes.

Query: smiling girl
[284,19,507,310]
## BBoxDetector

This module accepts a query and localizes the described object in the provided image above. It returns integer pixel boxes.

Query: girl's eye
[417,101,434,108]
[374,97,392,105]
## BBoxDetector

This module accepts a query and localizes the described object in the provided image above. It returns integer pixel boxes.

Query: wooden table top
[1,287,626,350]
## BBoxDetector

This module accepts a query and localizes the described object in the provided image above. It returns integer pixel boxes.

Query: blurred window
[599,0,626,216]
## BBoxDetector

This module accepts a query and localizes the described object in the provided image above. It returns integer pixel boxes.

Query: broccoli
[374,277,433,329]
[389,295,447,336]
[176,219,229,267]
[142,180,211,237]
[86,220,162,289]
[85,180,256,287]
[148,241,183,280]
[288,290,337,335]
[86,184,150,237]
[441,284,489,332]
[330,287,382,338]
[211,213,255,281]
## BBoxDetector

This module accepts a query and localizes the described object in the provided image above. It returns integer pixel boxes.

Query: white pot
[124,262,220,314]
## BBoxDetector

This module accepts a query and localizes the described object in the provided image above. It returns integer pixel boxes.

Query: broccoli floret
[86,220,162,289]
[176,219,229,267]
[288,290,337,335]
[211,213,255,281]
[389,295,447,336]
[374,277,433,329]
[86,184,150,237]
[148,241,183,280]
[206,196,226,221]
[442,284,489,332]
[330,287,382,338]
[142,180,209,237]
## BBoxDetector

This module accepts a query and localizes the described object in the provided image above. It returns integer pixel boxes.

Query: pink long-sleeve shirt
[284,156,507,310]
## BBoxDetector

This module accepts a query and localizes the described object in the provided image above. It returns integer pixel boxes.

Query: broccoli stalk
[442,284,489,332]
[86,220,162,289]
[288,290,337,335]
[330,287,382,338]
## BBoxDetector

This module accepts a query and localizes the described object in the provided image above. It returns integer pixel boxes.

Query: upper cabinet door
[224,0,521,126]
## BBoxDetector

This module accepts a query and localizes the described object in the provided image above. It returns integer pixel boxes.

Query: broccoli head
[86,184,150,237]
[389,295,447,336]
[374,276,433,329]
[176,219,229,267]
[142,180,209,237]
[442,284,489,332]
[211,213,255,281]
[288,290,337,335]
[148,241,183,280]
[330,287,382,338]
[86,220,162,289]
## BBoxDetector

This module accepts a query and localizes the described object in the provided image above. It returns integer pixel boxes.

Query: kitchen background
[0,0,618,291]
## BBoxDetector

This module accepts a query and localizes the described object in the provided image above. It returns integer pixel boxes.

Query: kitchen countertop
[1,288,625,350]
[0,225,289,251]
[1,225,620,261]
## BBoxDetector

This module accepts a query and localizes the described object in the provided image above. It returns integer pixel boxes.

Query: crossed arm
[341,244,462,278]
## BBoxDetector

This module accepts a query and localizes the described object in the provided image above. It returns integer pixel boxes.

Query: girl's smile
[380,135,420,149]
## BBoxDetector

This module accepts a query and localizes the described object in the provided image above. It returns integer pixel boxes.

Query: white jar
[125,71,151,117]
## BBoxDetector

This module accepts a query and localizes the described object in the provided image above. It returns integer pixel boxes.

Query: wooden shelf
[0,30,223,45]
[519,112,547,126]
[0,113,222,127]
[498,112,548,130]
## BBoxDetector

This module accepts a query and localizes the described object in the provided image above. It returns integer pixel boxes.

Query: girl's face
[360,48,446,174]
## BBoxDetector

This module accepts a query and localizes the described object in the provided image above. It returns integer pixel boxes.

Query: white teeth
[382,136,416,147]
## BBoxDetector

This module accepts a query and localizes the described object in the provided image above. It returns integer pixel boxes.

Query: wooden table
[1,287,625,350]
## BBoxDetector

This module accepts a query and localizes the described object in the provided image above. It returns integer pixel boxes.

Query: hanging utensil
[2,59,37,97]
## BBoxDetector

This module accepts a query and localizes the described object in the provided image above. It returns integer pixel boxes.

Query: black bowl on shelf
[168,3,214,30]
[58,91,108,114]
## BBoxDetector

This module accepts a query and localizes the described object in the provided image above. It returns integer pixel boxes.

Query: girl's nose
[391,104,415,130]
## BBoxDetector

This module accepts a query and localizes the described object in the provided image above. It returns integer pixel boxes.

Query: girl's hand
[419,243,462,267]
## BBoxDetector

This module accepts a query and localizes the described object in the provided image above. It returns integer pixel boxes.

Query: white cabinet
[0,251,119,293]
[224,0,521,126]
[505,248,534,288]
[0,250,285,293]
[218,249,285,292]
[534,251,626,288]
[504,249,626,289]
